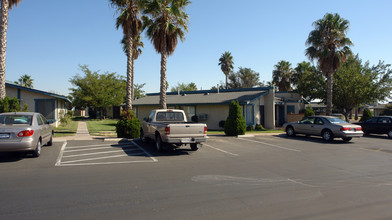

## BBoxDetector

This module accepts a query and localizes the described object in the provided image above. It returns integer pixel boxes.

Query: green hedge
[224,101,246,136]
[116,110,141,139]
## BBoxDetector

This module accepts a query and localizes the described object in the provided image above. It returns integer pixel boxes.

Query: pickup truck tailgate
[167,123,206,137]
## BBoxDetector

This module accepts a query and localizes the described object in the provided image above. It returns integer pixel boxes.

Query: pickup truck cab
[140,109,207,152]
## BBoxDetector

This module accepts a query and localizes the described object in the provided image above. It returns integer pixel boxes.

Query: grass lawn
[207,129,283,135]
[86,119,118,136]
[53,120,79,137]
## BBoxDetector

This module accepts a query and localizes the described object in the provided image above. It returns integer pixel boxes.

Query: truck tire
[140,129,147,143]
[190,143,198,151]
[156,135,164,152]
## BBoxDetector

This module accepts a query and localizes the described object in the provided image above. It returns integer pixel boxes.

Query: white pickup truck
[140,109,207,152]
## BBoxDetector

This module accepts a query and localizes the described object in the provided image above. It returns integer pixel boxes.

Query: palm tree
[272,60,294,91]
[306,13,352,115]
[14,74,33,88]
[110,0,143,110]
[218,51,234,89]
[121,34,144,100]
[142,0,190,109]
[0,0,22,99]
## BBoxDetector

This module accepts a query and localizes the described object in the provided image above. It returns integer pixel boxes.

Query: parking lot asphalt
[1,134,392,219]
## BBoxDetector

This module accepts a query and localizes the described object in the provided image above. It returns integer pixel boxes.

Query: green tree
[218,51,234,89]
[69,65,126,119]
[360,108,373,122]
[111,0,143,110]
[14,74,33,88]
[0,96,27,112]
[306,13,353,115]
[333,55,392,121]
[116,110,141,138]
[293,61,325,102]
[224,100,246,136]
[170,82,197,92]
[134,83,146,99]
[0,0,22,99]
[272,60,294,91]
[227,67,263,88]
[142,0,190,109]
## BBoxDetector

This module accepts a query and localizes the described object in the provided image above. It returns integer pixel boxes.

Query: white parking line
[132,140,158,162]
[62,148,140,158]
[204,143,239,156]
[55,141,67,166]
[238,137,301,152]
[66,143,132,149]
[61,152,146,164]
[65,146,133,153]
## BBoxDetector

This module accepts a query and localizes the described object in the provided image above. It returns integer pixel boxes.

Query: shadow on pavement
[277,133,356,144]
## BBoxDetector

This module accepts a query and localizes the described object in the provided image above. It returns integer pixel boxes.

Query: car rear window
[0,115,33,125]
[325,117,348,124]
[156,112,184,122]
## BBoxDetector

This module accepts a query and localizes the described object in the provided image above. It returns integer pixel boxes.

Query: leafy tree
[111,0,143,110]
[333,55,392,121]
[171,82,197,92]
[293,61,325,102]
[224,100,246,136]
[227,67,263,88]
[272,60,294,91]
[0,0,22,99]
[142,0,190,109]
[14,74,33,88]
[69,65,126,119]
[218,51,234,89]
[306,13,353,115]
[381,104,392,116]
[134,83,146,99]
[304,106,315,117]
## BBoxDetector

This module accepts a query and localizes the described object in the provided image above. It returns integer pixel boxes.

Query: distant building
[5,82,70,126]
[132,87,305,130]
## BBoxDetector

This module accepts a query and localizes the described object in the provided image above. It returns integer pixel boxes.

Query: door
[377,117,392,134]
[310,117,325,135]
[260,106,265,127]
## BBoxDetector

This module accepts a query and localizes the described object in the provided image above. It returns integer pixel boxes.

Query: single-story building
[132,87,305,130]
[5,82,70,126]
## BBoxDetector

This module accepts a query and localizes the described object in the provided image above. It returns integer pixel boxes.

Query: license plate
[182,138,193,142]
[0,133,10,139]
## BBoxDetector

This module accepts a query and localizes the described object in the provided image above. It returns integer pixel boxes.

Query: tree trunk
[131,56,135,101]
[159,53,167,109]
[225,74,228,89]
[326,70,333,116]
[125,32,134,110]
[0,0,9,99]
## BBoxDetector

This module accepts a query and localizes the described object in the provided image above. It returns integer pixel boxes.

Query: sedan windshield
[0,115,33,125]
[325,117,348,124]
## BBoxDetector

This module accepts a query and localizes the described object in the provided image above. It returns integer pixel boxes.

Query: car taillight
[18,130,34,137]
[204,126,207,134]
[355,127,362,131]
[340,127,351,131]
[164,127,170,135]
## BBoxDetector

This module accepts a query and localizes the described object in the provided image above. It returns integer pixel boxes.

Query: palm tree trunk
[0,0,9,99]
[326,70,333,116]
[131,57,135,101]
[225,74,228,89]
[125,33,134,110]
[159,53,167,109]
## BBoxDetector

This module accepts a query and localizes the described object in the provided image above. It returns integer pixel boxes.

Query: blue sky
[5,0,392,96]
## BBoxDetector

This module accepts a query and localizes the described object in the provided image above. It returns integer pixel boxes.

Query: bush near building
[224,100,246,136]
[116,110,140,139]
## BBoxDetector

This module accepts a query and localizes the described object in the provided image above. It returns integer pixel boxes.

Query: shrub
[255,124,265,131]
[0,96,23,113]
[224,101,246,136]
[116,110,141,139]
[360,108,373,122]
[246,125,253,131]
[304,106,315,117]
[66,110,74,117]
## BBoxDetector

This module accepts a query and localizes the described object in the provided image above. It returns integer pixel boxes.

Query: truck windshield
[156,112,184,122]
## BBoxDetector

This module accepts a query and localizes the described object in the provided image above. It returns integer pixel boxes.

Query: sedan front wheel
[286,126,296,137]
[322,130,334,142]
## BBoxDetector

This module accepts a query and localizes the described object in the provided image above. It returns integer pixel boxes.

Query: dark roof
[133,87,272,106]
[6,82,70,102]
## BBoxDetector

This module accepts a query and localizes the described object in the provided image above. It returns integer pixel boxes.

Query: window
[182,106,196,122]
[246,105,254,124]
[300,117,315,124]
[37,115,44,125]
[315,118,324,125]
[156,112,184,122]
[378,117,392,124]
[0,115,32,125]
[366,118,378,123]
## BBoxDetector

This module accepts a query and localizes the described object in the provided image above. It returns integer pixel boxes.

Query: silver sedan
[0,112,53,157]
[283,116,363,142]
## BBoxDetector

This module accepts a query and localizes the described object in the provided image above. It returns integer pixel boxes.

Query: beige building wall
[197,105,229,130]
[135,105,159,121]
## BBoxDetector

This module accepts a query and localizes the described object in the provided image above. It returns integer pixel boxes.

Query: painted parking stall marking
[238,137,301,152]
[55,141,157,167]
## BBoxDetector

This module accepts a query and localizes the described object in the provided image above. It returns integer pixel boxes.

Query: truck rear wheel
[190,143,198,151]
[156,135,164,152]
